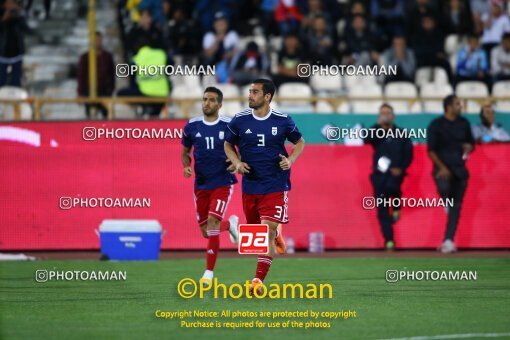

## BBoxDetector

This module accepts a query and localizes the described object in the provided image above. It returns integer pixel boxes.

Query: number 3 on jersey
[257,134,265,147]
[274,205,288,220]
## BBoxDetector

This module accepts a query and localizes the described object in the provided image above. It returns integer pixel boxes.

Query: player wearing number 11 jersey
[181,87,239,284]
[224,79,305,294]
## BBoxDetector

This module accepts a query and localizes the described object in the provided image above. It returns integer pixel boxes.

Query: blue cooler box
[98,220,163,261]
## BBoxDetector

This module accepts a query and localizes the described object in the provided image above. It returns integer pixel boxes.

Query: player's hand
[235,162,250,174]
[389,167,402,177]
[462,143,473,160]
[226,159,236,173]
[436,166,451,179]
[183,166,193,178]
[279,154,292,170]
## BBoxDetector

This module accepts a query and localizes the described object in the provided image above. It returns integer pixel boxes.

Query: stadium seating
[1,0,509,122]
[415,67,449,88]
[343,73,379,91]
[201,75,218,88]
[214,84,242,117]
[456,81,489,113]
[43,85,84,120]
[0,87,32,120]
[277,83,314,113]
[310,73,343,95]
[171,84,204,118]
[492,81,510,112]
[384,82,420,114]
[420,83,454,114]
[314,100,336,114]
[444,34,463,59]
[347,83,383,114]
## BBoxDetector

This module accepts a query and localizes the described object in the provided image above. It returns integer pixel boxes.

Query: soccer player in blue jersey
[224,79,305,294]
[181,87,239,283]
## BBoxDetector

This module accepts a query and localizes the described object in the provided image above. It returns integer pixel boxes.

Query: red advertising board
[1,121,509,250]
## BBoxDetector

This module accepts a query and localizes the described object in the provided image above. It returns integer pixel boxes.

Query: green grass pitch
[1,257,509,339]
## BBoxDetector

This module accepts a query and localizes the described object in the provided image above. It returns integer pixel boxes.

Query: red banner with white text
[1,121,509,250]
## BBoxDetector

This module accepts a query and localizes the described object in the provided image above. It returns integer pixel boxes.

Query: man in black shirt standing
[365,103,413,250]
[427,95,475,253]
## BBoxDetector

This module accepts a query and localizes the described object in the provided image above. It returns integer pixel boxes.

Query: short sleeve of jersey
[225,116,240,145]
[181,122,192,147]
[285,115,302,144]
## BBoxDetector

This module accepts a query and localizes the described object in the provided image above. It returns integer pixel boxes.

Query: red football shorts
[194,185,234,226]
[242,191,289,224]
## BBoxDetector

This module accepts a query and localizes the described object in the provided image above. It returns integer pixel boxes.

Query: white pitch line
[378,332,510,340]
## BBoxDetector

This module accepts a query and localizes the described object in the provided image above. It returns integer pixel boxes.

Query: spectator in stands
[350,1,367,17]
[443,0,474,36]
[272,32,308,86]
[117,40,170,118]
[472,103,510,143]
[406,0,443,45]
[274,0,303,35]
[480,2,510,62]
[202,12,239,68]
[25,0,51,20]
[344,15,378,66]
[410,15,452,82]
[379,36,416,83]
[470,0,490,17]
[126,10,165,58]
[138,0,166,28]
[0,0,27,87]
[371,0,406,50]
[193,0,236,33]
[427,95,475,253]
[364,103,413,251]
[230,41,270,86]
[167,5,201,59]
[305,15,334,65]
[455,34,489,85]
[260,0,279,37]
[491,32,510,81]
[126,0,142,24]
[299,0,333,33]
[234,0,260,36]
[77,32,115,119]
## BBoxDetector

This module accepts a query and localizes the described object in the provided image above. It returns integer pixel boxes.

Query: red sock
[219,220,230,232]
[255,255,273,281]
[206,230,220,271]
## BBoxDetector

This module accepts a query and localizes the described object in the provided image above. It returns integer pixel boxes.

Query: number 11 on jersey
[205,136,214,149]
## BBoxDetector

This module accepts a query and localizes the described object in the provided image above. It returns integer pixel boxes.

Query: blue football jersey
[225,108,302,194]
[182,116,238,190]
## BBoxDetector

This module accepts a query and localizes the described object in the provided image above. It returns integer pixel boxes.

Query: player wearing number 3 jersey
[224,79,305,295]
[181,87,239,285]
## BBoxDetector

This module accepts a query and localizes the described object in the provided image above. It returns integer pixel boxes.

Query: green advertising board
[291,113,510,144]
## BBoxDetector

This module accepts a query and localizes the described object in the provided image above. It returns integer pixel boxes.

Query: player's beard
[248,99,263,109]
[203,108,218,116]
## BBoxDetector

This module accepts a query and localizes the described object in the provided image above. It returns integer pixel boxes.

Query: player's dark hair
[252,78,276,103]
[204,87,223,104]
[443,94,457,112]
[380,103,394,113]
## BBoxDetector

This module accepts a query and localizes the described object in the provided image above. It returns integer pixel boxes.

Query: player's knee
[262,220,278,232]
[206,215,220,231]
